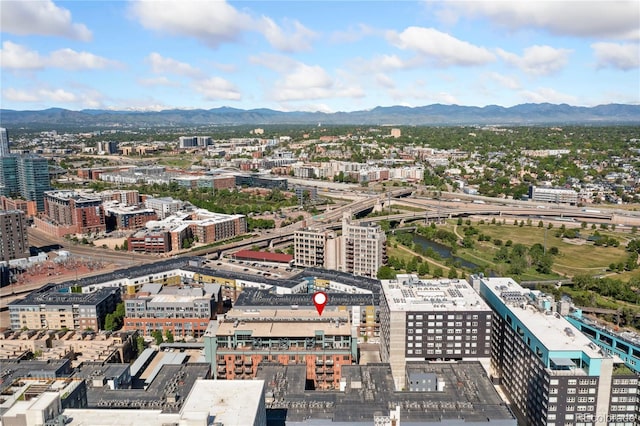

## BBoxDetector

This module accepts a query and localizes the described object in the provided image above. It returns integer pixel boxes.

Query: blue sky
[1,0,639,112]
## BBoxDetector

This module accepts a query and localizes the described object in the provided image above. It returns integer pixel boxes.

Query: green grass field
[393,219,634,281]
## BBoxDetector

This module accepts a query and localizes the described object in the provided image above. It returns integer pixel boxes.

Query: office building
[97,140,119,154]
[8,284,121,331]
[528,185,578,205]
[204,308,357,389]
[0,155,51,211]
[36,190,106,236]
[477,276,639,426]
[123,283,221,338]
[342,216,387,278]
[234,173,288,190]
[0,210,29,262]
[379,275,493,390]
[0,127,9,157]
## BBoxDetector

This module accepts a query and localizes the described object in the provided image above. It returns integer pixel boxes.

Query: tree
[538,221,544,228]
[137,336,145,354]
[418,262,430,276]
[377,266,396,280]
[165,329,175,343]
[151,330,163,345]
[433,267,443,278]
[104,313,116,331]
[448,267,458,279]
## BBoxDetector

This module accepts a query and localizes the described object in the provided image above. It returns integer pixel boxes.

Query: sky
[1,0,639,113]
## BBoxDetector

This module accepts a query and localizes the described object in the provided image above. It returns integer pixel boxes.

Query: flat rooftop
[481,277,602,358]
[218,309,352,338]
[382,275,490,312]
[256,362,515,424]
[180,379,265,425]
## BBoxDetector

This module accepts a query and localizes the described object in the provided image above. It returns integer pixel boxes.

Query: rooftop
[381,275,490,312]
[256,362,515,424]
[481,277,603,358]
[217,308,352,338]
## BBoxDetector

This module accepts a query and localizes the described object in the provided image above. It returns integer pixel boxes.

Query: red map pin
[313,291,328,316]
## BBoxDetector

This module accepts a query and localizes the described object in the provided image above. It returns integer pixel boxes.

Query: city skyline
[1,0,639,113]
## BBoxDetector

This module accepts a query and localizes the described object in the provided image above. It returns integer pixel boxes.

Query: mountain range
[1,103,639,127]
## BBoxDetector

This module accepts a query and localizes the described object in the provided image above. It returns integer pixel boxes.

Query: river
[410,232,480,270]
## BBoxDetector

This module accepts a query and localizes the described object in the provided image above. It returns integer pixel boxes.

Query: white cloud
[1,42,119,71]
[131,0,318,52]
[131,0,252,48]
[3,86,106,108]
[146,53,203,78]
[193,77,242,101]
[259,17,317,52]
[375,73,396,89]
[497,45,572,75]
[48,48,121,70]
[592,42,640,70]
[519,87,579,104]
[270,63,364,102]
[138,76,180,87]
[387,27,495,66]
[248,53,297,73]
[1,0,91,41]
[439,0,639,40]
[330,24,377,43]
[0,41,45,70]
[485,72,521,90]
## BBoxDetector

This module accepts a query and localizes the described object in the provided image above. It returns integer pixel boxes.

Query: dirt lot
[13,257,109,288]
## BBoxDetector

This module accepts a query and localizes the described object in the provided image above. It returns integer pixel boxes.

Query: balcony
[315,359,324,365]
[234,358,243,366]
[234,367,243,374]
[217,358,226,366]
[244,358,253,366]
[217,366,226,374]
[244,367,253,374]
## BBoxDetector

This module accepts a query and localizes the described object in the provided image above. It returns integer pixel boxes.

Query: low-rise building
[35,190,106,236]
[8,284,121,331]
[123,283,221,338]
[204,308,357,389]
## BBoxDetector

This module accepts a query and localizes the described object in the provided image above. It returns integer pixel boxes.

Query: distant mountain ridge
[1,103,639,127]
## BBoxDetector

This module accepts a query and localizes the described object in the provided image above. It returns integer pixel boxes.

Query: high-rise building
[0,128,9,157]
[476,275,639,426]
[0,210,29,262]
[0,154,51,211]
[294,227,340,269]
[379,274,493,390]
[17,155,52,211]
[342,216,387,278]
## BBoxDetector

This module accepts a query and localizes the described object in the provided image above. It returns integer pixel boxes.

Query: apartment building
[36,190,106,236]
[342,217,387,278]
[379,275,493,390]
[8,284,121,331]
[294,227,339,269]
[204,308,357,390]
[0,210,29,262]
[123,283,220,338]
[477,276,639,426]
